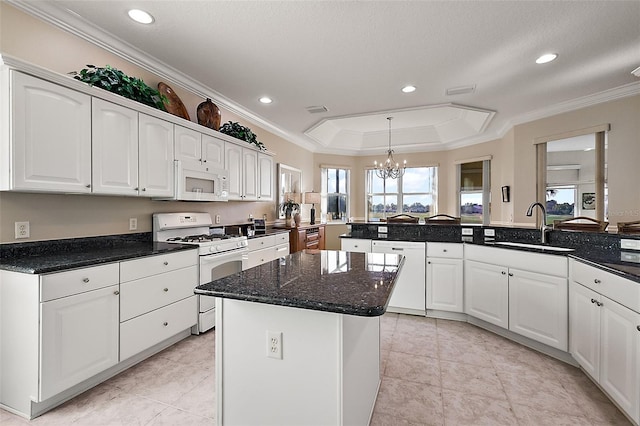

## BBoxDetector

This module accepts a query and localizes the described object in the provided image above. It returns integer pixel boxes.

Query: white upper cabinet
[138,114,174,197]
[257,153,274,201]
[175,126,225,170]
[225,144,269,201]
[92,98,139,195]
[6,71,91,192]
[202,134,225,170]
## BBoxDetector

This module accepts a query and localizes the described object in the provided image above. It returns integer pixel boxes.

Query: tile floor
[0,314,632,425]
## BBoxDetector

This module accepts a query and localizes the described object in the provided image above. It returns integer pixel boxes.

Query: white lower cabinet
[243,233,290,270]
[426,243,464,313]
[119,251,198,360]
[509,269,568,350]
[464,260,509,328]
[40,284,119,401]
[372,240,426,315]
[464,245,568,351]
[0,249,199,419]
[569,260,640,424]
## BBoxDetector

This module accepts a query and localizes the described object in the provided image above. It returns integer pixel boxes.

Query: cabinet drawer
[306,233,320,243]
[427,242,463,258]
[120,296,197,361]
[40,263,119,302]
[244,246,273,270]
[274,243,289,258]
[247,235,276,251]
[341,238,371,253]
[120,265,198,321]
[120,250,197,282]
[274,232,289,244]
[570,259,640,313]
[306,240,320,250]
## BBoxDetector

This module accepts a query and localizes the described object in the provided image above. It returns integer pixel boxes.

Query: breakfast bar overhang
[195,250,404,426]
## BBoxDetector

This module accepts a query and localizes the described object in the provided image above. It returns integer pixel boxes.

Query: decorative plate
[158,82,190,121]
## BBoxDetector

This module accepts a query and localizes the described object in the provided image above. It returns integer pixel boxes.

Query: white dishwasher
[372,240,426,315]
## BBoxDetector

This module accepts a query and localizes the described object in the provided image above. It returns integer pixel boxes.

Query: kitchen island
[195,249,404,426]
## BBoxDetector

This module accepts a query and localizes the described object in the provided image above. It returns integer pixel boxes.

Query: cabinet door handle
[85,184,91,188]
[142,188,146,191]
[391,248,404,251]
[591,298,597,304]
[163,288,169,292]
[508,273,513,277]
[163,261,169,266]
[114,290,120,295]
[82,277,90,283]
[501,271,506,275]
[443,249,448,252]
[636,325,640,332]
[134,187,139,191]
[594,279,601,284]
[596,301,603,307]
[163,322,168,326]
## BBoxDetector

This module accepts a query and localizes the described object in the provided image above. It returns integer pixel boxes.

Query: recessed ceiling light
[536,53,558,64]
[402,85,416,93]
[128,9,154,24]
[259,96,273,104]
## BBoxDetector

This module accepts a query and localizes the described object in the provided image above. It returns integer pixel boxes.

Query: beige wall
[1,3,638,243]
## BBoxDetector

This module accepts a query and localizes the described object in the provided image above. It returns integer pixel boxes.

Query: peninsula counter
[195,249,404,426]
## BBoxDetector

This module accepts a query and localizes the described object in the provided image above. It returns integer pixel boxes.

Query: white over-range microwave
[158,160,229,202]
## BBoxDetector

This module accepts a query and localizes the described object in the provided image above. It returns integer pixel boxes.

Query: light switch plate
[621,239,640,251]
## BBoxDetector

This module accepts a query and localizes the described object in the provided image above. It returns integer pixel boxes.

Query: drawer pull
[163,288,169,292]
[391,248,404,251]
[594,279,601,284]
[427,261,431,264]
[163,322,168,326]
[85,184,91,188]
[501,271,506,275]
[82,278,90,283]
[114,290,120,295]
[591,298,597,304]
[637,326,640,332]
[596,301,603,307]
[443,249,447,252]
[163,261,169,266]
[508,272,513,277]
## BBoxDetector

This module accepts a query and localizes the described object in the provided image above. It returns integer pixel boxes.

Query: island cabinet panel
[40,284,119,401]
[8,71,92,192]
[217,298,380,426]
[288,224,326,253]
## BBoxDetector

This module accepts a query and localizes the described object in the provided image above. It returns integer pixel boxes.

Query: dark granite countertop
[195,250,405,317]
[0,233,196,274]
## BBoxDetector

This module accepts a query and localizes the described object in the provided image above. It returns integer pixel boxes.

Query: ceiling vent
[446,85,476,96]
[306,105,329,114]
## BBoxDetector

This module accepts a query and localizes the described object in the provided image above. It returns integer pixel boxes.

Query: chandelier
[374,117,406,179]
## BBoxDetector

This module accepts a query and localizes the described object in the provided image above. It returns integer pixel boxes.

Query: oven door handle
[199,249,247,266]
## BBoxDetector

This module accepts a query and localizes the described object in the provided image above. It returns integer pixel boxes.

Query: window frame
[321,167,350,222]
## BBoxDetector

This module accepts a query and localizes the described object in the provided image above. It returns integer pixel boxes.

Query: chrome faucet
[526,202,551,244]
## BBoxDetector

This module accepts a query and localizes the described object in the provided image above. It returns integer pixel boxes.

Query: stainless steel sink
[493,241,575,252]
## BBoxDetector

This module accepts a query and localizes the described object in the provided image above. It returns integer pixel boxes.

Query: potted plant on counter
[280,198,300,226]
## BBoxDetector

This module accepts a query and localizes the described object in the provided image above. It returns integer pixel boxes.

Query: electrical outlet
[215,214,221,224]
[15,221,30,239]
[267,331,282,360]
[129,218,138,231]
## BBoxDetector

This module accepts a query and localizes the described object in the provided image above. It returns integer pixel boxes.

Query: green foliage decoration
[280,199,300,215]
[218,121,266,151]
[70,65,167,111]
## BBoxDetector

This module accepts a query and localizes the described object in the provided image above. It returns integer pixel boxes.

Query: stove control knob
[215,245,222,252]
[209,246,216,253]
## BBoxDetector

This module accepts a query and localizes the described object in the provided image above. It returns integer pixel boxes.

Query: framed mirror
[278,164,302,219]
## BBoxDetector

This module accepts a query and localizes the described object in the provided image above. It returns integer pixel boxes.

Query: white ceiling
[12,0,640,155]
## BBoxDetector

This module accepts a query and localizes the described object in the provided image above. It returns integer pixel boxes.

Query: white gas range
[153,212,248,333]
